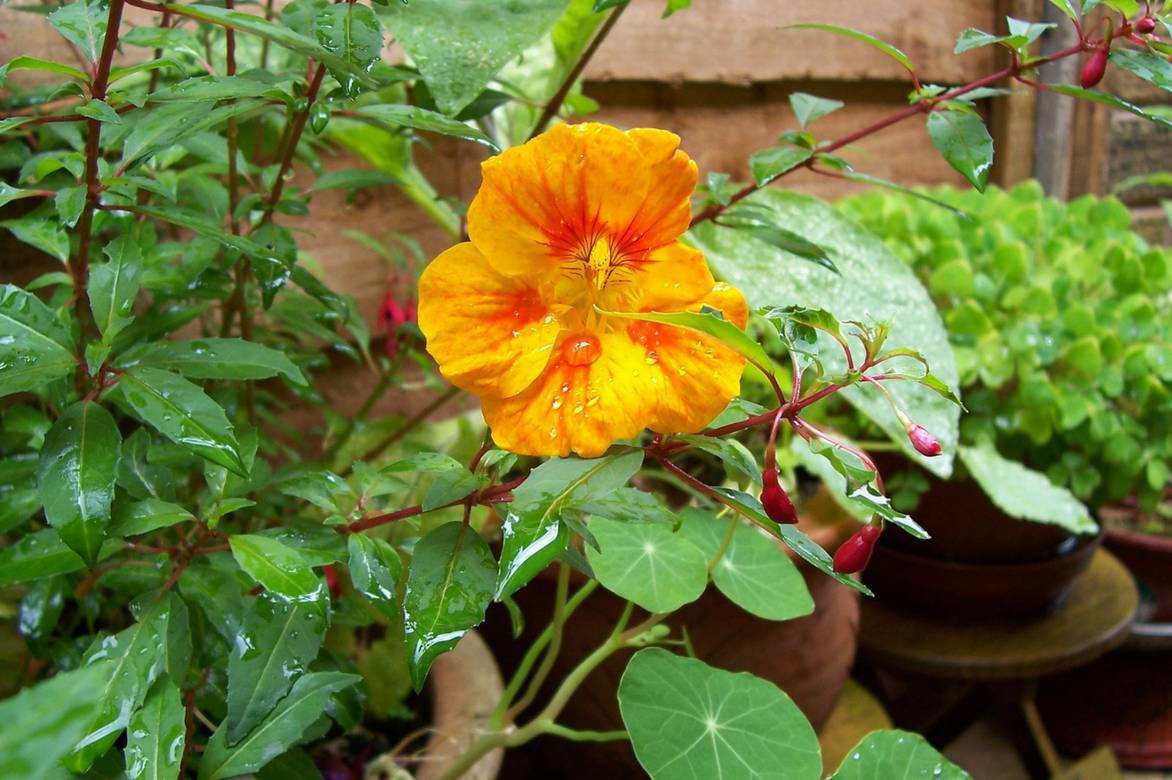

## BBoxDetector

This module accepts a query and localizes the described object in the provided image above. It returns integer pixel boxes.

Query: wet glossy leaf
[586,516,707,613]
[229,534,322,599]
[54,185,86,227]
[828,730,970,779]
[224,593,328,745]
[959,443,1096,534]
[0,55,88,82]
[347,535,402,619]
[48,0,107,62]
[125,679,185,780]
[0,284,76,397]
[354,104,500,152]
[679,509,813,621]
[278,469,352,512]
[497,452,644,599]
[1,216,69,263]
[149,74,291,102]
[112,367,246,476]
[110,498,195,537]
[18,576,69,645]
[38,401,121,565]
[689,191,960,477]
[0,528,86,587]
[117,338,308,385]
[314,4,383,96]
[926,108,993,191]
[1047,84,1172,130]
[67,597,172,772]
[120,100,266,167]
[382,0,568,115]
[134,204,281,262]
[403,523,496,690]
[618,648,822,780]
[0,661,109,780]
[749,146,812,186]
[676,434,761,485]
[89,234,143,342]
[1110,48,1172,92]
[200,672,360,780]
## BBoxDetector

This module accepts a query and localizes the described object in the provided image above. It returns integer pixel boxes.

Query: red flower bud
[1080,48,1109,89]
[760,467,798,525]
[323,564,342,598]
[1135,16,1158,34]
[906,423,942,457]
[832,522,883,574]
[379,288,416,358]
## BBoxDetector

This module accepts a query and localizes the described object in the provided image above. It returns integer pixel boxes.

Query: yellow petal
[602,241,715,314]
[417,243,562,398]
[481,329,653,458]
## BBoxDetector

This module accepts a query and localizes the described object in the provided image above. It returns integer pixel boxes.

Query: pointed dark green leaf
[1047,84,1172,130]
[112,367,247,475]
[0,529,86,587]
[1,217,69,263]
[0,284,76,397]
[828,730,970,779]
[90,233,143,342]
[403,523,496,690]
[783,23,914,73]
[1110,48,1172,92]
[110,498,195,537]
[117,338,307,385]
[37,401,121,565]
[224,593,328,745]
[313,4,383,97]
[926,108,994,191]
[354,104,500,152]
[347,534,402,619]
[749,146,813,186]
[229,534,322,599]
[48,0,107,62]
[789,92,844,129]
[125,679,186,780]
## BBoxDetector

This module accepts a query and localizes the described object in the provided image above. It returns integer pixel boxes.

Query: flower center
[581,237,622,291]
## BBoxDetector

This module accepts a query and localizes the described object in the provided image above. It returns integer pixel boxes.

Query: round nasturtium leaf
[585,517,707,614]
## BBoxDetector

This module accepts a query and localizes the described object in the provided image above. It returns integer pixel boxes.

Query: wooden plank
[588,0,997,84]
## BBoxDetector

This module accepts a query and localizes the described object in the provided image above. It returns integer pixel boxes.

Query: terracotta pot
[365,631,503,780]
[1104,527,1172,623]
[484,530,860,778]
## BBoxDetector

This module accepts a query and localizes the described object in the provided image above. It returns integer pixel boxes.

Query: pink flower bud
[906,423,942,457]
[1135,16,1157,34]
[379,288,416,358]
[1080,48,1109,89]
[832,522,882,574]
[760,467,798,525]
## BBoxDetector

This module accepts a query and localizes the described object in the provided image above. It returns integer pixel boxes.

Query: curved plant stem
[504,562,572,721]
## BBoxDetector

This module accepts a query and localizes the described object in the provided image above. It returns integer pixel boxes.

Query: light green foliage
[839,182,1172,512]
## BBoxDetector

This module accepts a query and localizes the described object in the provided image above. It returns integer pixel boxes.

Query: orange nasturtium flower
[417,122,748,457]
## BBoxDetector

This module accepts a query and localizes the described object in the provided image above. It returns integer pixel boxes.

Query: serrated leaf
[48,0,107,62]
[0,284,77,397]
[200,672,360,780]
[117,338,307,385]
[112,367,246,476]
[678,508,813,621]
[313,3,383,97]
[618,648,822,780]
[224,593,328,745]
[959,443,1097,534]
[586,516,707,613]
[125,679,185,780]
[828,730,970,779]
[926,108,994,191]
[230,534,322,599]
[403,522,496,690]
[38,402,121,565]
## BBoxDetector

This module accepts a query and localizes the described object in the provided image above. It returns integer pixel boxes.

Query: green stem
[539,723,629,743]
[504,562,571,721]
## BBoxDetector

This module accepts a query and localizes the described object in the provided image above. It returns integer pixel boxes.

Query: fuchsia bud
[323,564,342,598]
[379,287,416,358]
[906,422,943,457]
[760,467,798,525]
[1080,48,1109,89]
[1135,16,1158,34]
[832,522,883,574]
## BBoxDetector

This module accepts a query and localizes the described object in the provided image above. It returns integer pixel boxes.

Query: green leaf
[497,451,643,599]
[1046,0,1080,21]
[119,100,266,167]
[586,517,707,613]
[54,186,86,228]
[663,0,690,17]
[926,108,994,191]
[1048,84,1172,130]
[689,190,960,477]
[313,4,383,97]
[675,434,760,485]
[38,402,121,565]
[354,104,500,152]
[828,730,970,779]
[149,74,291,102]
[954,28,1011,54]
[0,284,77,397]
[312,168,401,192]
[783,23,914,73]
[717,215,837,273]
[117,338,307,385]
[403,522,496,690]
[0,529,86,587]
[347,535,402,619]
[112,366,247,475]
[200,672,360,780]
[382,0,569,116]
[168,4,378,90]
[835,171,972,216]
[0,661,109,780]
[230,534,322,599]
[0,55,88,82]
[225,593,328,746]
[2,216,70,263]
[90,233,142,342]
[48,0,107,62]
[68,597,173,772]
[1110,48,1172,92]
[789,92,844,128]
[959,443,1097,534]
[749,146,813,186]
[679,509,813,621]
[125,679,186,780]
[77,98,123,124]
[618,648,822,780]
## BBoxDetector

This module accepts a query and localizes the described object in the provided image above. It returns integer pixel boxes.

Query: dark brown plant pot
[484,536,859,778]
[863,532,1103,620]
[1104,527,1172,623]
[1038,650,1172,770]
